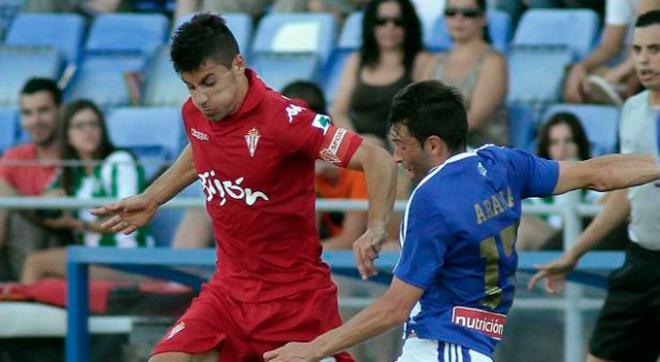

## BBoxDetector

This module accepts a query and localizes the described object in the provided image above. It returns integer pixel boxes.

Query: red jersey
[0,143,57,196]
[183,69,363,302]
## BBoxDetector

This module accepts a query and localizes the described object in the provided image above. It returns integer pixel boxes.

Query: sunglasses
[444,7,483,18]
[375,16,404,27]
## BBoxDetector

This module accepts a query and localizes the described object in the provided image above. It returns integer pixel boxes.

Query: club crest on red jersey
[244,127,261,158]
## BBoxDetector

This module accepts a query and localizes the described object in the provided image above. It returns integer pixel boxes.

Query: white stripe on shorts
[395,337,493,362]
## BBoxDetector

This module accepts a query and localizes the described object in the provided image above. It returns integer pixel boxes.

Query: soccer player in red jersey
[91,13,396,362]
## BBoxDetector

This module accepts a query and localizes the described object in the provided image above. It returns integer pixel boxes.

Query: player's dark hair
[59,99,117,195]
[537,112,591,161]
[361,0,423,73]
[171,13,239,73]
[389,80,467,152]
[636,10,660,28]
[20,77,62,106]
[281,80,327,114]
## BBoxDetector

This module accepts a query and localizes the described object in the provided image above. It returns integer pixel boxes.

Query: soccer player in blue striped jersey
[264,80,660,362]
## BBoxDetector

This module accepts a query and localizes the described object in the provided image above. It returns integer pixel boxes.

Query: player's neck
[650,89,660,107]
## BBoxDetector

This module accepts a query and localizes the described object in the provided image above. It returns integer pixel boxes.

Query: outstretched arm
[92,145,198,234]
[264,277,422,362]
[346,140,397,279]
[553,154,660,195]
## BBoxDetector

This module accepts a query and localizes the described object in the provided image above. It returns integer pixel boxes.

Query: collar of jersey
[223,68,266,122]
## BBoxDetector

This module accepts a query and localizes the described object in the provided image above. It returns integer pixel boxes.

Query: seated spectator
[421,0,508,147]
[20,100,151,284]
[517,112,626,251]
[563,0,659,105]
[0,78,69,282]
[332,0,431,145]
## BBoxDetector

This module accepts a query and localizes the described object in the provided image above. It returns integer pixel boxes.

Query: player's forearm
[586,154,660,191]
[143,145,197,206]
[566,189,629,262]
[310,295,407,358]
[359,144,397,230]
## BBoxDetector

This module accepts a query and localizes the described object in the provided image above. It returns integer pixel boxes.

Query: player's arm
[552,154,660,195]
[528,188,630,293]
[264,277,422,362]
[346,140,397,279]
[92,145,197,234]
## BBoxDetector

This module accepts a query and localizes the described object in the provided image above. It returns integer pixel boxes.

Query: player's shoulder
[1,143,36,160]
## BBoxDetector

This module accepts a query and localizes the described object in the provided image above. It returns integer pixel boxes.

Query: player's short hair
[281,80,327,114]
[636,10,660,28]
[20,77,62,106]
[170,13,240,73]
[388,80,467,151]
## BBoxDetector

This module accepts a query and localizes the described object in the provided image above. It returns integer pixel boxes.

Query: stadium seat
[150,182,203,247]
[85,13,168,57]
[0,0,22,40]
[106,107,184,178]
[173,13,254,60]
[321,11,362,103]
[67,55,146,108]
[513,9,599,60]
[425,10,512,53]
[0,46,62,106]
[507,45,573,104]
[507,103,541,153]
[143,46,189,106]
[5,13,85,64]
[0,107,19,154]
[252,13,337,90]
[542,104,620,156]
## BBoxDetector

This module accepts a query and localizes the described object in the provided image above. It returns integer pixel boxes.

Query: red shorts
[151,283,354,362]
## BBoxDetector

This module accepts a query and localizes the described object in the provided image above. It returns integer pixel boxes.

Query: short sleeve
[502,148,559,199]
[606,0,634,25]
[393,191,450,289]
[278,105,363,167]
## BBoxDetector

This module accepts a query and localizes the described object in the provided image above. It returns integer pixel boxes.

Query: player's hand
[527,254,578,294]
[353,223,388,280]
[90,194,158,235]
[564,64,587,103]
[263,342,322,362]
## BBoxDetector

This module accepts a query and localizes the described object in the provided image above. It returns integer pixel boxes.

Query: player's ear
[425,135,446,156]
[232,54,246,74]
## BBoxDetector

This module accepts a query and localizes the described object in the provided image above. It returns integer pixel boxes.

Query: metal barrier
[0,191,619,362]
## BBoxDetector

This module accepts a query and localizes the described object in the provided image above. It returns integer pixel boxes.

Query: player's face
[373,1,406,51]
[391,124,433,184]
[632,24,660,91]
[20,91,60,146]
[67,108,103,159]
[547,123,578,161]
[445,0,485,43]
[180,57,246,122]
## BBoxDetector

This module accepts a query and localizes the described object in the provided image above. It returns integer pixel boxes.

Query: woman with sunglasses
[20,99,152,284]
[332,0,432,145]
[421,0,509,147]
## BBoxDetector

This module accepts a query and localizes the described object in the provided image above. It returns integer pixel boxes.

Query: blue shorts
[396,337,493,362]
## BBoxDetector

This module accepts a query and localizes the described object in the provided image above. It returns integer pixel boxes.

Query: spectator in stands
[332,0,431,145]
[20,100,151,284]
[517,113,593,250]
[421,0,508,146]
[563,0,659,105]
[0,78,69,282]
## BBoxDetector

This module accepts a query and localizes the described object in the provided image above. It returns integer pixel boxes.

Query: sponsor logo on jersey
[191,128,209,141]
[244,127,261,157]
[451,306,506,340]
[198,170,270,207]
[312,114,331,135]
[286,104,304,123]
[165,322,185,340]
[318,128,347,164]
